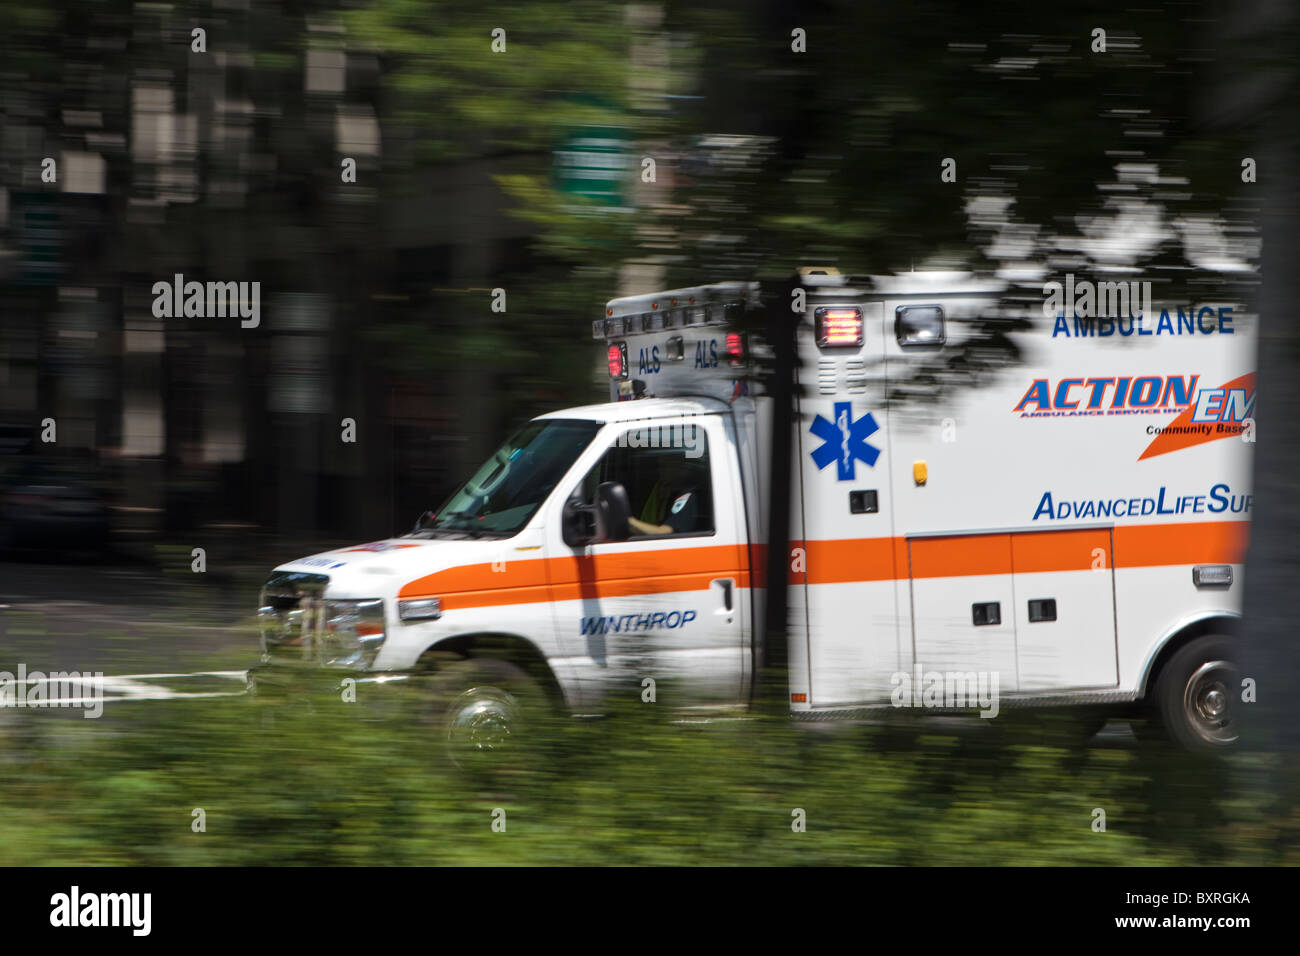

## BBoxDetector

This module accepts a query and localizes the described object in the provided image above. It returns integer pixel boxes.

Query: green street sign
[554,125,630,206]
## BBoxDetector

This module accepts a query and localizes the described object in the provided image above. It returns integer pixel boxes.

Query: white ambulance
[254,269,1255,753]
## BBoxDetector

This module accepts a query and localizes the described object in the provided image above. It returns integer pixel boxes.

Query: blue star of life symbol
[810,402,880,480]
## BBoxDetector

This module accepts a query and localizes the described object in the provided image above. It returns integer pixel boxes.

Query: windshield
[420,418,601,536]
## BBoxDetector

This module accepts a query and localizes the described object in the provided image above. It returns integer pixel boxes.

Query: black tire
[1150,635,1239,752]
[426,658,553,773]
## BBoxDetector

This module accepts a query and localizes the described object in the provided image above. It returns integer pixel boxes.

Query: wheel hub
[1183,661,1237,745]
[446,687,518,754]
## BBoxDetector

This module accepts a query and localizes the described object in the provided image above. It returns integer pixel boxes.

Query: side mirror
[596,481,631,541]
[561,494,595,547]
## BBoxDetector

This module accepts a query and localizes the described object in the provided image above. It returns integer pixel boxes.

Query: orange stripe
[801,538,906,584]
[399,544,747,606]
[398,521,1249,608]
[1011,527,1110,573]
[442,573,733,611]
[1114,521,1248,567]
[910,534,1012,578]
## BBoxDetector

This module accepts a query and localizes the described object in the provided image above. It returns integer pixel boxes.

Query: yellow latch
[913,461,928,485]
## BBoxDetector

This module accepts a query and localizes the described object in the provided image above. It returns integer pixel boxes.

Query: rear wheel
[1149,635,1239,751]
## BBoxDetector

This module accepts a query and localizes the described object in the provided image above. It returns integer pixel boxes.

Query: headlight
[397,597,442,622]
[320,599,386,668]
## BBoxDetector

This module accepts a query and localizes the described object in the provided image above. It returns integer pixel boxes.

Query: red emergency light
[725,332,745,366]
[607,342,628,379]
[815,307,864,348]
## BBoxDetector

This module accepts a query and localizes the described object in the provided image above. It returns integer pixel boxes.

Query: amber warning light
[815,307,864,348]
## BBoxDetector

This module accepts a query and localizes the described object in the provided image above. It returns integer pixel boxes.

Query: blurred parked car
[0,456,111,556]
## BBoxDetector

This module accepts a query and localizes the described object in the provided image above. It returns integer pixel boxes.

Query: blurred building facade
[0,3,550,550]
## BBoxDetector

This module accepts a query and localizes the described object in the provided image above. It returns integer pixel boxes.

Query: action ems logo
[811,402,880,480]
[1140,372,1254,459]
[1012,373,1255,460]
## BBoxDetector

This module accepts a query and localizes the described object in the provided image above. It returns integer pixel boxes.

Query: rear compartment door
[908,533,1019,692]
[1010,528,1118,691]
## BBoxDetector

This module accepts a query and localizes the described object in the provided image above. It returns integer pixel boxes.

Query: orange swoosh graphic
[1138,373,1254,460]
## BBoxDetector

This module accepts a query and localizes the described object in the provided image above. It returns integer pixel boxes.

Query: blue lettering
[1073,316,1095,337]
[1098,317,1115,336]
[650,612,666,628]
[1130,377,1161,407]
[1178,308,1195,334]
[1054,379,1084,410]
[1197,306,1216,334]
[1084,378,1114,409]
[1053,315,1069,337]
[1137,315,1152,335]
[1160,375,1199,407]
[1016,380,1051,412]
[1118,316,1134,336]
[1218,307,1234,334]
[1222,388,1255,422]
[665,611,681,628]
[709,340,718,367]
[1156,487,1175,515]
[1033,492,1054,521]
[681,610,696,626]
[1157,310,1174,335]
[1098,499,1113,518]
[1112,378,1132,408]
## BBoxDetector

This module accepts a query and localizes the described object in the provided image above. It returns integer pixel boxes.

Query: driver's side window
[578,425,714,538]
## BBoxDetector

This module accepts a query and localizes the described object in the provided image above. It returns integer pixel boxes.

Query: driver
[627,452,700,536]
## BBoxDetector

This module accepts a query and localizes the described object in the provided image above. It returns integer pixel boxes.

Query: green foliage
[344,0,636,161]
[1,686,1293,865]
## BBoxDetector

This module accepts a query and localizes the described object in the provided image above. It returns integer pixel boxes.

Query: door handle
[713,578,734,612]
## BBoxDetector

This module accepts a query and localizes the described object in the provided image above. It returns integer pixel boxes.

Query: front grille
[258,571,329,661]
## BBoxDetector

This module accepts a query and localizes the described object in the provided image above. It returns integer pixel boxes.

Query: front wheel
[427,659,552,773]
[1150,635,1239,751]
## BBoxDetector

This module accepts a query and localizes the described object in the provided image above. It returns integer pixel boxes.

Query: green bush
[0,678,1294,866]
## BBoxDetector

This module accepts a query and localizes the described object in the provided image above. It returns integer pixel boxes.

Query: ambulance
[254,269,1255,753]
